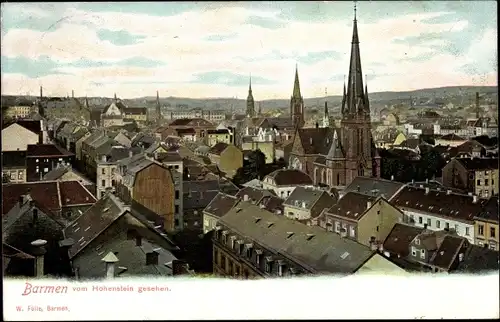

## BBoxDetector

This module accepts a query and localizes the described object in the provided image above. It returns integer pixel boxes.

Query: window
[10,172,16,180]
[490,227,496,238]
[485,179,489,186]
[335,222,340,233]
[411,246,417,256]
[111,180,115,186]
[36,159,39,163]
[415,238,420,245]
[175,190,180,199]
[454,224,458,232]
[101,180,106,187]
[420,249,425,259]
[376,226,379,232]
[427,218,432,227]
[492,179,495,185]
[349,226,355,237]
[18,171,23,180]
[410,215,414,222]
[465,227,470,236]
[43,167,49,173]
[436,220,441,229]
[111,168,115,175]
[175,219,179,226]
[477,179,481,186]
[175,205,179,214]
[102,168,106,175]
[445,222,450,229]
[478,225,484,236]
[418,216,423,224]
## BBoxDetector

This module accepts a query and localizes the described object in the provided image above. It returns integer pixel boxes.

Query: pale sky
[1,1,497,99]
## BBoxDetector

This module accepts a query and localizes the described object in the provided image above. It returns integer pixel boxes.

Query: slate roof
[15,120,42,135]
[176,128,196,135]
[475,196,499,223]
[204,193,239,218]
[383,224,424,257]
[3,197,64,233]
[342,177,405,199]
[283,187,329,212]
[42,166,70,180]
[26,144,73,157]
[294,127,333,155]
[440,134,466,141]
[392,186,488,222]
[326,192,377,221]
[454,245,500,273]
[235,186,276,204]
[184,179,239,209]
[257,195,284,214]
[429,235,467,271]
[2,181,95,215]
[265,169,313,186]
[218,202,376,274]
[2,151,27,168]
[456,157,499,171]
[3,243,35,260]
[209,142,229,155]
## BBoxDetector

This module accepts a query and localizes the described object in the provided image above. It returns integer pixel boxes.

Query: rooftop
[265,168,313,186]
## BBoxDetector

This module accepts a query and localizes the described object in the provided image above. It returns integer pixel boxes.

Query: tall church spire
[156,90,162,120]
[246,75,255,117]
[322,87,330,128]
[290,64,305,128]
[342,1,368,119]
[292,64,302,98]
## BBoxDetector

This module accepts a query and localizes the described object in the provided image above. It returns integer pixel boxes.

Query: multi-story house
[213,201,402,278]
[115,159,177,232]
[203,192,239,234]
[383,224,470,273]
[161,118,216,141]
[207,142,243,178]
[283,187,337,224]
[442,157,499,198]
[168,108,225,123]
[2,151,27,183]
[3,101,35,119]
[206,129,233,147]
[391,186,488,245]
[26,144,75,182]
[96,147,132,198]
[319,192,405,248]
[474,196,499,250]
[261,169,314,199]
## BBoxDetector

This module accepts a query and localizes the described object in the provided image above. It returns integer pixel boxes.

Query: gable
[104,103,123,116]
[291,131,304,154]
[2,124,39,151]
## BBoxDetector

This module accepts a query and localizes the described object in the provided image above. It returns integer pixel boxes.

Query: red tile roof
[26,144,74,157]
[2,181,95,215]
[59,181,97,206]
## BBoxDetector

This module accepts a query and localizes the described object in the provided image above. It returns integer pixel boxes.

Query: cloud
[1,2,497,99]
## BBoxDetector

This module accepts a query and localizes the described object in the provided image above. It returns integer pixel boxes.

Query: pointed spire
[249,73,252,92]
[114,93,117,101]
[292,64,301,98]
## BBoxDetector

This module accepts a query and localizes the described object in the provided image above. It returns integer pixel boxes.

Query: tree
[232,149,266,186]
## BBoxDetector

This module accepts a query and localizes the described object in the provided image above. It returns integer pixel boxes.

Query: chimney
[172,259,190,276]
[425,187,430,195]
[129,150,133,158]
[72,90,74,98]
[102,252,119,279]
[31,239,47,277]
[366,201,372,210]
[473,195,479,203]
[146,251,159,266]
[135,236,142,247]
[356,185,361,192]
[101,155,107,162]
[391,175,394,181]
[446,189,452,195]
[340,228,347,238]
[411,179,415,184]
[309,137,313,145]
[468,192,473,196]
[426,178,429,184]
[243,194,249,202]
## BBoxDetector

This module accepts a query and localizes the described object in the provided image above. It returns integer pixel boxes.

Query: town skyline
[1,1,497,99]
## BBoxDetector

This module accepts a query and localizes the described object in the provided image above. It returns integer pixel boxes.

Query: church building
[288,7,380,188]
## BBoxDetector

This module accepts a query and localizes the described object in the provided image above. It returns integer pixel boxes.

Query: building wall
[132,163,175,232]
[475,220,499,251]
[212,241,261,279]
[75,132,91,161]
[207,133,232,147]
[26,155,74,182]
[442,159,470,192]
[59,170,93,186]
[284,204,310,221]
[357,199,404,247]
[474,169,499,198]
[2,124,40,152]
[400,208,475,244]
[261,180,298,199]
[96,163,118,198]
[241,141,275,164]
[2,167,27,183]
[217,145,243,178]
[393,133,407,146]
[4,105,33,119]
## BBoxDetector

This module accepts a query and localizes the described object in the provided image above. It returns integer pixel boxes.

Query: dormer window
[415,238,420,245]
[277,260,285,277]
[255,249,263,266]
[221,231,228,244]
[245,244,253,259]
[265,256,273,273]
[229,236,236,249]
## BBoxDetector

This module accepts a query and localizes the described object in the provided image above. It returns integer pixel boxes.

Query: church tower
[290,65,305,128]
[246,76,255,117]
[340,4,380,183]
[322,87,329,128]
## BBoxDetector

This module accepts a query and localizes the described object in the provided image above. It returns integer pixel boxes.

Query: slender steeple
[322,87,330,128]
[40,86,43,99]
[258,102,262,116]
[290,64,305,128]
[246,75,255,117]
[292,64,301,98]
[342,1,368,119]
[114,93,117,101]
